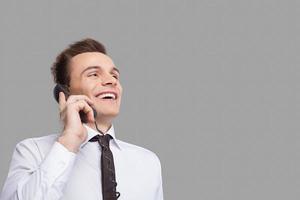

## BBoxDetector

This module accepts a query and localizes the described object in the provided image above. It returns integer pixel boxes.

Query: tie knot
[101,134,112,146]
[89,134,112,148]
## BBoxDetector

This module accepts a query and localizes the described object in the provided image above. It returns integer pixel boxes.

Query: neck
[87,117,113,134]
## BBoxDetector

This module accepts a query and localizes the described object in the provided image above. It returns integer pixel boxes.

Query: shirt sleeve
[0,139,77,200]
[155,155,164,200]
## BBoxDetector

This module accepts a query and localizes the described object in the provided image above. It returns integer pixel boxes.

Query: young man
[0,38,164,200]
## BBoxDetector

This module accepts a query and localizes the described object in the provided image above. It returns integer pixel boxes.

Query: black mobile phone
[53,84,97,123]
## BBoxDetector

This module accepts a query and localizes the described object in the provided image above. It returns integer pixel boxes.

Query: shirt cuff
[40,141,77,187]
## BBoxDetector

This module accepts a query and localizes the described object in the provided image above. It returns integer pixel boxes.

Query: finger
[88,108,96,122]
[58,92,66,110]
[73,100,95,122]
[87,108,95,123]
[67,95,94,106]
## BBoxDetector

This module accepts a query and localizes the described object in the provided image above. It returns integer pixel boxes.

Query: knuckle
[67,95,75,101]
[78,100,87,105]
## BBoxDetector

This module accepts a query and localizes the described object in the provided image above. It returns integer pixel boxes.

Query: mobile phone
[53,84,97,123]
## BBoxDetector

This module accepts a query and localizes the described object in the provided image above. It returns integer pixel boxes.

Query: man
[0,38,164,200]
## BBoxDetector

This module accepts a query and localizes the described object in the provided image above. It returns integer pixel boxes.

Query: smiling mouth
[96,91,118,100]
[96,95,118,103]
[99,97,116,101]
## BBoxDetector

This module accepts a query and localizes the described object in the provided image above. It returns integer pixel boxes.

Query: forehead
[69,52,116,74]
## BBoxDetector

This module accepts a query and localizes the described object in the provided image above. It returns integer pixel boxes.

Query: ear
[63,83,72,95]
[64,84,71,93]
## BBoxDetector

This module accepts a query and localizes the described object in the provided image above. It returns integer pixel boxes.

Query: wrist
[58,134,83,153]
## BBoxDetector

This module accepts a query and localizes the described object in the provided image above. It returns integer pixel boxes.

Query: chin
[97,110,119,118]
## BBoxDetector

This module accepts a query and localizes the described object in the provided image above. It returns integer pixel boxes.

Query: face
[68,52,122,120]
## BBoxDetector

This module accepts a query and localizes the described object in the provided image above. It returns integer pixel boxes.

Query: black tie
[89,134,120,200]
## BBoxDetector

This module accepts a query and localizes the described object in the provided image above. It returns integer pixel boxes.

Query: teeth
[98,93,116,99]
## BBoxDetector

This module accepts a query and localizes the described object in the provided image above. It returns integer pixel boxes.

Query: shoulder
[15,133,60,156]
[17,133,59,147]
[116,139,162,167]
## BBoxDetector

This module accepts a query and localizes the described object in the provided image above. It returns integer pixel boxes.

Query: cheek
[118,87,123,98]
[78,80,95,95]
[118,83,123,93]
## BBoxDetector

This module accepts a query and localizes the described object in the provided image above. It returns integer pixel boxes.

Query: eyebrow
[80,66,120,76]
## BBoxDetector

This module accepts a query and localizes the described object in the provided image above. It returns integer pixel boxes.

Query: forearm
[1,141,76,200]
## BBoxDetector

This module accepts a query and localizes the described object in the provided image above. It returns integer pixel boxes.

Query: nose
[101,73,117,86]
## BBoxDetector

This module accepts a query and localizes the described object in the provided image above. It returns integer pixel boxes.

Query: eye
[88,73,98,77]
[113,75,119,79]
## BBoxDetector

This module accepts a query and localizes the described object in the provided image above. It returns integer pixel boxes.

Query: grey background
[0,0,299,199]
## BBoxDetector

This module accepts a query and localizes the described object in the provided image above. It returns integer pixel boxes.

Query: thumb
[58,92,66,110]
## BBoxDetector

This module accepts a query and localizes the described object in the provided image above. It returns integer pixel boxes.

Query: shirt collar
[80,123,122,150]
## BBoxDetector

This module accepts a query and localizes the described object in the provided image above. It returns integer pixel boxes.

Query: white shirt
[0,124,164,200]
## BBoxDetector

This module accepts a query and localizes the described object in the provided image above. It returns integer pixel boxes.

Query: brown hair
[51,38,107,87]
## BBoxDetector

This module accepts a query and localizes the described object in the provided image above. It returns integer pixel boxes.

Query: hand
[57,92,95,153]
